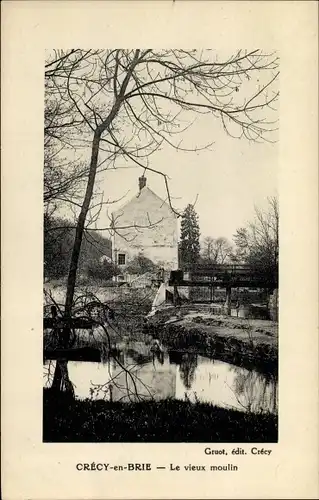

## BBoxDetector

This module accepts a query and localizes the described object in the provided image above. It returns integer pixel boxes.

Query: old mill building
[111,176,178,283]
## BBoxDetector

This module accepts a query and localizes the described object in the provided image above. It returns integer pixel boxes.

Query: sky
[92,114,278,243]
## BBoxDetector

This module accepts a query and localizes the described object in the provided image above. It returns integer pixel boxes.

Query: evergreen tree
[179,204,200,269]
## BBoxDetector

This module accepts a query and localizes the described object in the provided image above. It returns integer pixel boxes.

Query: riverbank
[43,389,278,443]
[146,306,278,375]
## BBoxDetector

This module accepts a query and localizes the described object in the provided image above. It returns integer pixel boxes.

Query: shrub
[87,260,120,282]
[125,253,158,275]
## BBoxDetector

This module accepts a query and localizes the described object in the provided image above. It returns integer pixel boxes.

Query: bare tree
[201,236,233,264]
[44,50,98,211]
[44,49,279,348]
[44,289,156,402]
[233,196,279,281]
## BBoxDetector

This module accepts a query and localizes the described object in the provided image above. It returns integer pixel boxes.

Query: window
[118,253,126,265]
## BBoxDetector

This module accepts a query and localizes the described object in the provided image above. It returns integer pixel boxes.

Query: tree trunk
[63,132,101,325]
[49,54,139,394]
[63,102,123,325]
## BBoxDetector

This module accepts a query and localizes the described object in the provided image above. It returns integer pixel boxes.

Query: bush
[125,253,158,275]
[87,260,120,281]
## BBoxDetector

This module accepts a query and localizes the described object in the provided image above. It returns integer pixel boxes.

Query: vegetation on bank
[145,309,278,376]
[44,285,156,349]
[43,389,278,443]
[43,288,278,377]
[44,214,115,281]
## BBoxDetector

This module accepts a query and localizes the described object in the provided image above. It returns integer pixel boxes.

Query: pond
[44,341,278,414]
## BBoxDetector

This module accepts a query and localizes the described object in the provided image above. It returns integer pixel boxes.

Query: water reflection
[44,344,277,414]
[178,353,198,390]
[230,367,278,414]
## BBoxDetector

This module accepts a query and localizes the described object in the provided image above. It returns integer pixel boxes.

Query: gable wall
[112,188,178,271]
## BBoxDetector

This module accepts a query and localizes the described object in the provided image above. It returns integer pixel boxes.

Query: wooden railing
[169,264,277,288]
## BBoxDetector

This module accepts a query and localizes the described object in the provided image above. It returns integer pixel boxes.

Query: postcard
[1,1,318,499]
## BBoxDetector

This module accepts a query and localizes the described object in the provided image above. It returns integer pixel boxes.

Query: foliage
[87,260,120,281]
[44,214,74,279]
[179,204,201,269]
[44,214,112,280]
[125,252,158,275]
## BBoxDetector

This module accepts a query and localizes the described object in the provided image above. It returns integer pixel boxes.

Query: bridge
[169,263,278,289]
[168,263,278,312]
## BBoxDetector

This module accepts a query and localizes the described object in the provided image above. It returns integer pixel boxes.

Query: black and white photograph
[43,48,279,443]
[3,2,319,499]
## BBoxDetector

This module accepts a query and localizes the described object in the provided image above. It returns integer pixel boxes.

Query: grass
[43,389,278,443]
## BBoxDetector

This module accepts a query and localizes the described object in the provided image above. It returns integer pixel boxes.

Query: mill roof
[112,184,176,217]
